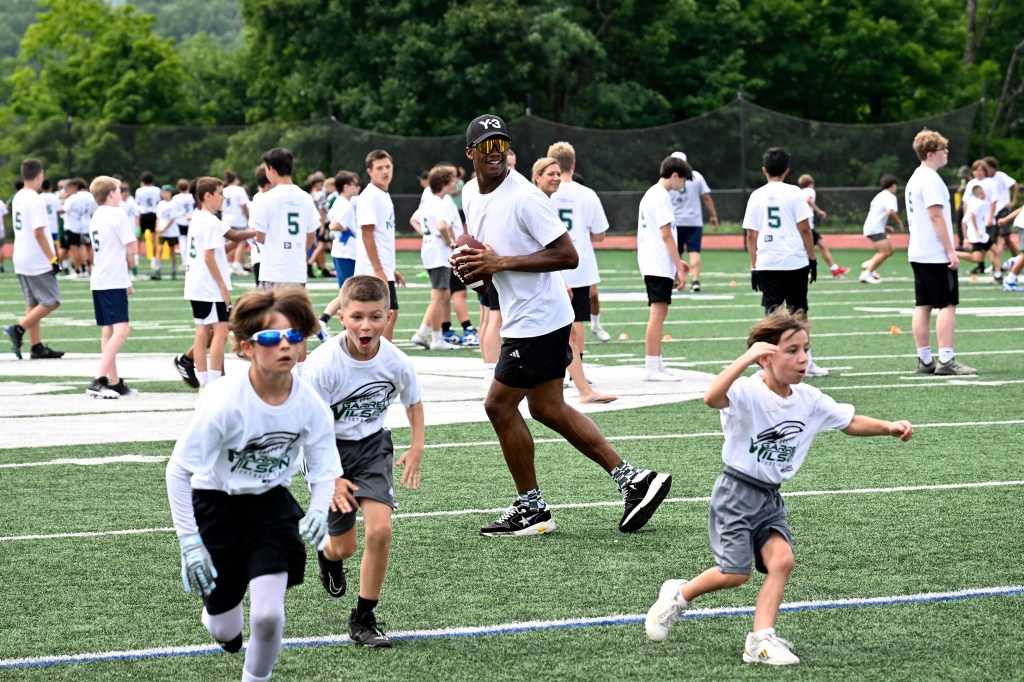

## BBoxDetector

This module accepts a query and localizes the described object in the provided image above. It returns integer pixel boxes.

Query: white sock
[917,347,933,364]
[483,362,496,377]
[591,314,601,328]
[208,370,222,382]
[1006,273,1018,284]
[197,371,209,386]
[202,603,243,645]
[645,356,660,373]
[418,324,430,337]
[753,627,775,639]
[938,347,954,364]
[830,263,839,271]
[242,573,287,681]
[432,330,443,343]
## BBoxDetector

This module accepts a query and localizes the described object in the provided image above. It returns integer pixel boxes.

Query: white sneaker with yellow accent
[644,579,688,642]
[742,629,800,665]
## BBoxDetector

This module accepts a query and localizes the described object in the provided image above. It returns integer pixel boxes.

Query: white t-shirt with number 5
[89,205,135,291]
[743,181,813,271]
[250,183,320,284]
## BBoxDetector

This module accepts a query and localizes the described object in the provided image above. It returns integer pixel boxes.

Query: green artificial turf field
[0,248,1021,681]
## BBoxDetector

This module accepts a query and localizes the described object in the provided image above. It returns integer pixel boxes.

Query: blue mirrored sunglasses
[249,328,305,346]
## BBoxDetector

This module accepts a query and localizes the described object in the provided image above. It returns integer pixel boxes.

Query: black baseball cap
[466,114,511,147]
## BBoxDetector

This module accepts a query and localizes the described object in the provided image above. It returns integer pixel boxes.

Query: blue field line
[1,585,1021,670]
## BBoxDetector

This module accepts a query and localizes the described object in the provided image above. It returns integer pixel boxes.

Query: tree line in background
[0,0,1021,185]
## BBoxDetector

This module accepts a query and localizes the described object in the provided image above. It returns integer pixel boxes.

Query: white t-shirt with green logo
[12,189,52,276]
[355,183,397,280]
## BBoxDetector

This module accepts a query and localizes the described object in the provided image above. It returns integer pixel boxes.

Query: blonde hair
[797,174,814,188]
[427,165,456,194]
[89,176,120,205]
[546,141,575,173]
[229,286,318,358]
[532,157,559,182]
[912,129,949,161]
[339,275,390,310]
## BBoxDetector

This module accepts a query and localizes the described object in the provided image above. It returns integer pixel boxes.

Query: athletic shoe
[690,279,701,293]
[1002,280,1022,292]
[348,609,392,648]
[969,264,985,275]
[743,629,800,665]
[591,324,612,342]
[861,260,873,271]
[645,579,688,642]
[859,270,881,284]
[149,271,162,281]
[107,379,138,397]
[86,377,119,399]
[317,551,346,598]
[429,338,458,351]
[479,502,557,537]
[984,265,993,274]
[620,470,672,533]
[173,355,200,389]
[460,329,480,346]
[916,358,936,374]
[805,361,828,377]
[4,325,24,359]
[216,632,244,653]
[642,371,681,382]
[831,265,850,278]
[230,263,246,276]
[442,329,465,346]
[993,271,1003,282]
[317,319,330,343]
[410,331,430,349]
[30,345,64,359]
[934,358,978,376]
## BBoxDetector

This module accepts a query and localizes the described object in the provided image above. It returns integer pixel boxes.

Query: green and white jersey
[743,181,813,271]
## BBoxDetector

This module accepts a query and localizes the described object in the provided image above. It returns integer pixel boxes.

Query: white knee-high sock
[242,572,288,681]
[202,603,243,643]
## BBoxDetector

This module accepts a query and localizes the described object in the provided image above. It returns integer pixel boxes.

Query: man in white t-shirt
[984,156,1019,261]
[355,149,404,341]
[135,171,161,267]
[638,155,692,382]
[4,158,64,360]
[452,113,672,538]
[860,174,904,284]
[221,170,251,275]
[667,151,719,292]
[251,147,320,287]
[905,129,975,376]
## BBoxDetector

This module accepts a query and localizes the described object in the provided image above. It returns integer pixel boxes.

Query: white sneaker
[859,270,881,284]
[743,630,800,665]
[645,579,688,642]
[410,332,430,349]
[429,339,457,351]
[643,370,681,382]
[805,361,829,377]
[591,324,612,342]
[317,320,330,342]
[861,260,873,270]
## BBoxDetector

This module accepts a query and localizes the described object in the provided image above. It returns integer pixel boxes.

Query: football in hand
[453,234,491,293]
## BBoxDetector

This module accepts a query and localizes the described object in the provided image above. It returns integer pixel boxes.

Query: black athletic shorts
[911,261,959,309]
[570,285,591,322]
[192,486,306,615]
[449,269,466,294]
[995,208,1013,236]
[494,324,572,389]
[387,280,399,310]
[644,275,674,305]
[758,267,810,315]
[140,213,157,234]
[478,285,500,311]
[811,228,822,246]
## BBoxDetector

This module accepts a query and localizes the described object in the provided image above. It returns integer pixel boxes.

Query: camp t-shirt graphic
[331,381,397,424]
[721,372,855,484]
[227,431,301,482]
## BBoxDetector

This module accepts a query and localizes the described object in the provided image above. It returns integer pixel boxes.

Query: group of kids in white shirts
[6,124,1002,677]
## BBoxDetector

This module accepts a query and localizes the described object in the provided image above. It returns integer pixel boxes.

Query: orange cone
[890,325,901,334]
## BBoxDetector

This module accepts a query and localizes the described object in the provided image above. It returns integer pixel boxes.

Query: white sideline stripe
[3,478,1022,542]
[0,455,168,469]
[1,585,1021,670]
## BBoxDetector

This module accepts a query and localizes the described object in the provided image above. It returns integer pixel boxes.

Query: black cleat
[479,502,557,537]
[348,609,391,648]
[317,551,346,598]
[619,470,672,533]
[30,344,64,359]
[217,632,244,653]
[174,355,200,389]
[4,325,24,359]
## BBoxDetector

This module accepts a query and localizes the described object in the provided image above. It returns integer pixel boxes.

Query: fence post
[738,85,747,251]
[65,100,73,178]
[980,81,987,158]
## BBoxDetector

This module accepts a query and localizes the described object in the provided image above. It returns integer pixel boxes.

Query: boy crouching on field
[302,275,424,648]
[86,176,139,398]
[166,286,354,682]
[645,310,913,665]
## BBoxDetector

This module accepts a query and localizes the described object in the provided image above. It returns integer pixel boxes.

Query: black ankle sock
[461,320,471,330]
[356,596,378,617]
[320,313,331,324]
[441,322,451,333]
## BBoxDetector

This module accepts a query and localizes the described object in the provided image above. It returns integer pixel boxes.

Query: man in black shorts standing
[452,114,672,537]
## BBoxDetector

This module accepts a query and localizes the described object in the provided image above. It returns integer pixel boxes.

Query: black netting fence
[29,98,978,233]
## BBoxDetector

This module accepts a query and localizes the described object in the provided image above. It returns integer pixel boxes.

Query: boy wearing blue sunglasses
[303,275,424,648]
[166,286,354,681]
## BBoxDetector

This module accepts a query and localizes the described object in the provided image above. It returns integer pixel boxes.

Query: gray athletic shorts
[327,429,396,535]
[428,266,449,290]
[18,272,62,308]
[709,467,792,575]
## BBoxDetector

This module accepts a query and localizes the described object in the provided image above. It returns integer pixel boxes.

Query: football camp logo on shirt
[748,420,805,464]
[331,381,397,422]
[227,431,300,481]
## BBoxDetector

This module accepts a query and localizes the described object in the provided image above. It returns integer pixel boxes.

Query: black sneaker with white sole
[174,354,200,389]
[86,376,118,399]
[479,502,557,537]
[107,379,138,397]
[29,344,64,359]
[348,609,392,648]
[619,470,672,533]
[317,551,346,598]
